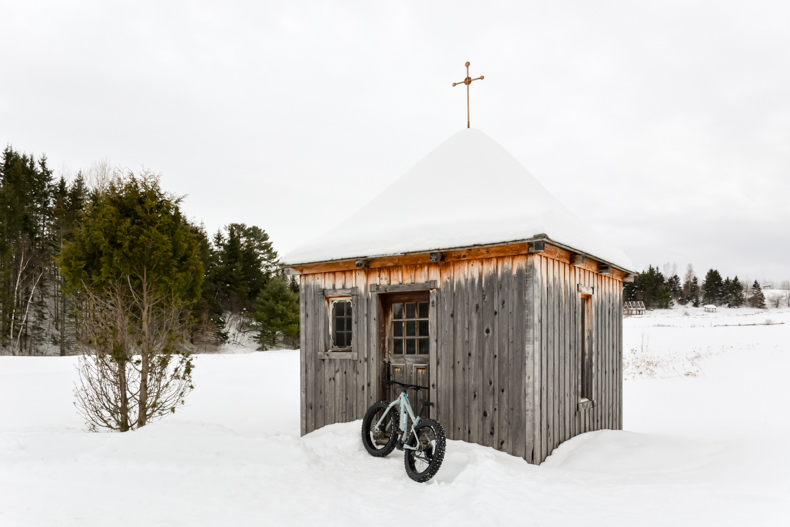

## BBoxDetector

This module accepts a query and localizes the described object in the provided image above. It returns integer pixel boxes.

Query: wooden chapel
[283,129,634,464]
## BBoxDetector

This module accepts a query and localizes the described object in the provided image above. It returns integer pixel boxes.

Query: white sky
[2,0,789,283]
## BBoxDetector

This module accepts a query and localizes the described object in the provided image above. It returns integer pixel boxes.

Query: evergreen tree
[0,148,55,353]
[702,269,724,305]
[624,265,668,309]
[749,281,766,308]
[680,264,696,305]
[235,223,278,302]
[210,223,279,316]
[288,275,300,295]
[722,277,733,305]
[690,277,701,307]
[251,275,300,350]
[666,274,682,302]
[59,171,203,431]
[727,276,745,307]
[655,284,672,309]
[190,225,227,345]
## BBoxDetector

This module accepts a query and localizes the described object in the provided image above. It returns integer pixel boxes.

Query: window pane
[336,333,346,348]
[335,301,345,317]
[419,338,430,354]
[393,321,403,337]
[405,303,416,319]
[419,302,429,318]
[406,339,416,355]
[345,317,352,331]
[394,339,403,354]
[406,321,416,337]
[419,320,429,337]
[393,303,403,319]
[335,317,344,334]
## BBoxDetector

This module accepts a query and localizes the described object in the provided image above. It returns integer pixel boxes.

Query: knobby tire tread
[404,419,446,483]
[361,401,397,457]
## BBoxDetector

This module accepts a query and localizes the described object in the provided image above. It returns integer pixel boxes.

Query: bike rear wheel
[404,419,446,482]
[361,401,398,457]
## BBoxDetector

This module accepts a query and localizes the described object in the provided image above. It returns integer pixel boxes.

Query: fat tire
[404,419,446,482]
[361,401,398,457]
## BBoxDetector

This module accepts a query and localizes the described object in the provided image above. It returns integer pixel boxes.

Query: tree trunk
[137,274,150,428]
[118,359,129,432]
[15,268,44,354]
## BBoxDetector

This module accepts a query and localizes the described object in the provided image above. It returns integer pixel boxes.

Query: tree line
[0,146,299,357]
[624,264,767,309]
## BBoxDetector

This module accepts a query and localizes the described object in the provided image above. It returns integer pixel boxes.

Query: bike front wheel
[404,419,446,482]
[361,401,398,457]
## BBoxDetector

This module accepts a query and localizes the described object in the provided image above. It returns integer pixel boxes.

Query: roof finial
[452,61,485,128]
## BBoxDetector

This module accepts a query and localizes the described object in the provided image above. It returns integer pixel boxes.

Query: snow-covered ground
[1,308,788,526]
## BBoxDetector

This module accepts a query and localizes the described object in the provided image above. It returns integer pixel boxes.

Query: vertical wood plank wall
[528,253,624,464]
[299,251,623,465]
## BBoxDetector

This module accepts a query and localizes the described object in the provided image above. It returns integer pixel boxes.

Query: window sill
[318,351,358,360]
[577,398,594,411]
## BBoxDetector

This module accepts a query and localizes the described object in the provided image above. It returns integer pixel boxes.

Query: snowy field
[1,308,789,526]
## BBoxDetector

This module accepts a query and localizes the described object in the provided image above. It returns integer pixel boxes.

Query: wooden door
[381,292,431,414]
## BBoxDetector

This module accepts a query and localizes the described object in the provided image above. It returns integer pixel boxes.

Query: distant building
[624,301,646,316]
[704,305,717,313]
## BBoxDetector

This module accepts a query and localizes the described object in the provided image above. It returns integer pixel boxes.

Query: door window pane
[390,295,430,358]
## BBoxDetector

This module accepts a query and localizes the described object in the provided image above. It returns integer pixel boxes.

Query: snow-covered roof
[283,129,633,272]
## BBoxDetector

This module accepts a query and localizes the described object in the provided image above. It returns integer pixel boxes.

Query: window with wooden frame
[329,297,353,350]
[579,293,593,403]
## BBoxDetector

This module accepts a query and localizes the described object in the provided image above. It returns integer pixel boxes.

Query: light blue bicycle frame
[375,391,421,451]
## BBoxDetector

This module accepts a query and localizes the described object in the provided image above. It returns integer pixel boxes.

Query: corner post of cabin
[298,271,307,436]
[523,253,537,464]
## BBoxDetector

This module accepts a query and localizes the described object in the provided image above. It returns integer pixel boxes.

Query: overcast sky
[2,0,789,283]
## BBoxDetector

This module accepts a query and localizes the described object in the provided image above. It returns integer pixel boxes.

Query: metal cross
[452,61,485,128]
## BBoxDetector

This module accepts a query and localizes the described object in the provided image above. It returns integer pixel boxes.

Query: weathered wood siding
[527,253,623,464]
[299,247,623,465]
[299,258,529,457]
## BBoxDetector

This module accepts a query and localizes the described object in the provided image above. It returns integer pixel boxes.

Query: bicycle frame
[374,390,422,451]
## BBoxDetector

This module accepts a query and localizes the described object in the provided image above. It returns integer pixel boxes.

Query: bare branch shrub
[74,280,193,432]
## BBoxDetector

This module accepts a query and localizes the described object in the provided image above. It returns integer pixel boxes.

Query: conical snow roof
[283,129,633,271]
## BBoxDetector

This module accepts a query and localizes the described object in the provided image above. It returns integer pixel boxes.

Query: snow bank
[1,311,789,526]
[283,129,633,272]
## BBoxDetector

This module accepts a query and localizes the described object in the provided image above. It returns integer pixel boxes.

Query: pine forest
[0,146,299,356]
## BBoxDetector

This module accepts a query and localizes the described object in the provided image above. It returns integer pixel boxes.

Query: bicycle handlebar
[387,380,429,391]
